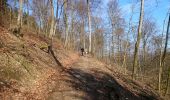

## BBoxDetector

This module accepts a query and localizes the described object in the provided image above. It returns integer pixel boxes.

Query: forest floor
[0,26,163,100]
[47,56,162,100]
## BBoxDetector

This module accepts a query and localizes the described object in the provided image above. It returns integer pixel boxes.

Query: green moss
[39,44,48,50]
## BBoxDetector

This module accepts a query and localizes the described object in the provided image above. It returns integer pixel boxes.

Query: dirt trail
[47,56,161,100]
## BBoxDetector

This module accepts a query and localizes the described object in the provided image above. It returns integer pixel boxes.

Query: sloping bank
[0,27,79,99]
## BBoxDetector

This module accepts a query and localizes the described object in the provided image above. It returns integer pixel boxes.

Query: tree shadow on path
[48,48,160,100]
[64,68,160,100]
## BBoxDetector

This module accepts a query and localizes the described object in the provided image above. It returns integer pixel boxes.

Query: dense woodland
[0,0,170,99]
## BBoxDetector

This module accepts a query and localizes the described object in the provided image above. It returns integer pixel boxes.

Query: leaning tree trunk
[87,0,92,53]
[132,0,144,80]
[159,13,170,94]
[158,16,166,93]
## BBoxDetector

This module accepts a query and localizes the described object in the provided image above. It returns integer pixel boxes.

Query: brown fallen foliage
[0,26,162,100]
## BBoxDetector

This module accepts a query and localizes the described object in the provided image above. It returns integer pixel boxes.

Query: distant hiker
[81,48,84,56]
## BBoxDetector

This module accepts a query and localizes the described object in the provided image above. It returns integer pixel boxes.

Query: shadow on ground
[48,49,160,100]
[63,68,160,100]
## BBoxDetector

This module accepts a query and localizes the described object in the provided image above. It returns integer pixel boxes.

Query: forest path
[47,56,117,100]
[47,56,158,100]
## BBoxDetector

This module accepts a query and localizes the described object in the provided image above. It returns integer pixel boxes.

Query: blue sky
[104,0,170,32]
[102,0,170,51]
[119,0,170,30]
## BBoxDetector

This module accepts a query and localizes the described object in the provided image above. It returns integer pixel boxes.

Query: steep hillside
[0,27,78,99]
[0,27,163,100]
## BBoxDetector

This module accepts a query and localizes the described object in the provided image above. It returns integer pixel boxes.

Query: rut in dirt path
[48,56,160,100]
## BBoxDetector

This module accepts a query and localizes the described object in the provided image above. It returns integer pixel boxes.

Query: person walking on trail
[81,48,84,56]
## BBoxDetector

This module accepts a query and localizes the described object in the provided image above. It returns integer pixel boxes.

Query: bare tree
[87,0,92,53]
[141,17,157,79]
[64,0,68,48]
[107,0,123,64]
[159,13,170,93]
[17,0,23,30]
[49,0,54,38]
[132,0,144,79]
[122,5,135,74]
[31,0,49,35]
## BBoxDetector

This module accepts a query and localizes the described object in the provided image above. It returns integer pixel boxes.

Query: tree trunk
[83,18,86,49]
[49,0,55,39]
[142,39,147,75]
[69,0,75,49]
[132,0,144,79]
[17,0,23,29]
[87,0,92,53]
[159,13,170,93]
[48,0,55,51]
[64,0,68,48]
[112,35,115,63]
[165,66,170,95]
[53,0,59,36]
[26,0,29,27]
[122,31,130,74]
[122,11,133,74]
[158,14,168,93]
